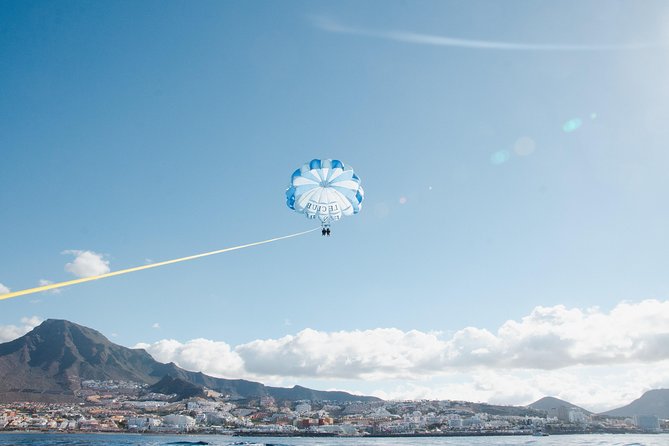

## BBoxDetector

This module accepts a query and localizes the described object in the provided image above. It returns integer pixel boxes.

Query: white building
[127,417,162,430]
[569,410,588,424]
[59,420,78,430]
[462,416,482,428]
[126,401,168,409]
[162,414,196,431]
[448,418,463,428]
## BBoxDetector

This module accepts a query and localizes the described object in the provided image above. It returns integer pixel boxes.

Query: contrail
[311,16,667,51]
[0,228,319,301]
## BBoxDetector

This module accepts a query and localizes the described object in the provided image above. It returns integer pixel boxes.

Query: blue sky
[2,1,669,410]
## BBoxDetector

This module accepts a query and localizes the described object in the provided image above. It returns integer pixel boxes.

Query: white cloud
[38,279,61,294]
[236,328,445,380]
[152,323,160,329]
[491,300,669,368]
[0,282,10,294]
[136,299,669,410]
[311,16,665,51]
[63,250,110,278]
[135,338,245,379]
[0,316,43,343]
[233,300,669,377]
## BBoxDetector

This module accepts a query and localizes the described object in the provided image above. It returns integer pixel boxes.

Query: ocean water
[0,434,667,446]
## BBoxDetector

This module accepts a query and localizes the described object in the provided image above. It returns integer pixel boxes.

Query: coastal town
[1,380,666,437]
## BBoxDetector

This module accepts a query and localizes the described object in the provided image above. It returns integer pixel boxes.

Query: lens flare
[490,150,511,165]
[563,118,582,133]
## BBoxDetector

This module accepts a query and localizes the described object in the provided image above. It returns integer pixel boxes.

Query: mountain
[0,319,161,402]
[528,396,592,414]
[0,319,380,404]
[601,389,669,418]
[148,375,206,400]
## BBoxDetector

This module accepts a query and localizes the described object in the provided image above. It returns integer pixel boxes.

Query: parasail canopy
[286,159,364,224]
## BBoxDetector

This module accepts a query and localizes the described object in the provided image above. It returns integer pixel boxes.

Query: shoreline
[1,429,666,438]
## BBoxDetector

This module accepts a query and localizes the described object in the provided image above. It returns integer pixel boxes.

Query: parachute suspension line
[0,227,320,302]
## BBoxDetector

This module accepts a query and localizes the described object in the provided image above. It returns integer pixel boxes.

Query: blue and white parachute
[286,159,364,224]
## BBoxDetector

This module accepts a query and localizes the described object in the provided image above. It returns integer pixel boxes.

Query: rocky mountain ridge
[0,319,378,404]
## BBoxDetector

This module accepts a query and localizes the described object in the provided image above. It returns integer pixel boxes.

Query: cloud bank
[139,300,669,380]
[311,16,666,51]
[63,250,110,278]
[0,316,43,343]
[136,300,669,409]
